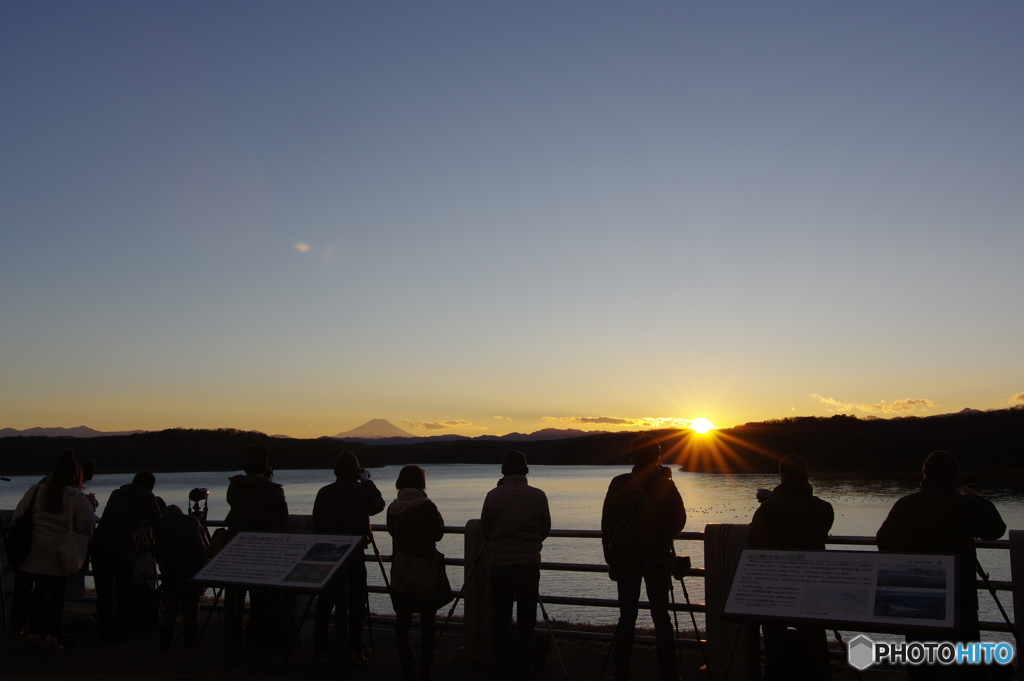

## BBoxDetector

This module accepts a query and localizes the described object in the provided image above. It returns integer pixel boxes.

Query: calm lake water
[3,465,1020,633]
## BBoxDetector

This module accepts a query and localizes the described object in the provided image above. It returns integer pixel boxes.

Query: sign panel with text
[723,549,959,633]
[192,532,362,591]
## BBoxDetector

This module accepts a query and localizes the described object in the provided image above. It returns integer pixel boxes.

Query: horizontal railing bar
[540,594,706,613]
[205,520,1008,549]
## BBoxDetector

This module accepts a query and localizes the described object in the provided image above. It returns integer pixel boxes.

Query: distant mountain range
[327,419,608,444]
[0,425,147,438]
[0,409,996,442]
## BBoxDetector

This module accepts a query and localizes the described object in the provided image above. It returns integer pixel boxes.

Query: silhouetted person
[388,465,450,681]
[601,435,686,681]
[748,455,834,681]
[155,504,208,649]
[89,470,162,640]
[225,447,288,535]
[224,446,289,647]
[11,451,97,651]
[480,451,551,678]
[312,450,385,665]
[876,451,1006,681]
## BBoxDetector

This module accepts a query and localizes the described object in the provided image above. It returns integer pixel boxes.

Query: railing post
[703,523,759,681]
[1010,530,1023,653]
[463,518,491,651]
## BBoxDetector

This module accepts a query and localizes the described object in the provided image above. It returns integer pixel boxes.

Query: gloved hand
[357,467,370,482]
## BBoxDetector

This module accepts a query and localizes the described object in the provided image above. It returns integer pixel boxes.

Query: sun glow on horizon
[689,417,716,434]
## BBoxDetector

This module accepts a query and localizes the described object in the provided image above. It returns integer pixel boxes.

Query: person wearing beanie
[223,446,289,647]
[877,451,1006,679]
[601,435,686,681]
[480,450,551,678]
[748,455,834,681]
[311,450,385,666]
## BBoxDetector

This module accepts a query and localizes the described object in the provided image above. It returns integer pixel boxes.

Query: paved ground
[2,601,910,680]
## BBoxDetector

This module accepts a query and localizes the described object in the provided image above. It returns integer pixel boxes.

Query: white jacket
[12,484,97,576]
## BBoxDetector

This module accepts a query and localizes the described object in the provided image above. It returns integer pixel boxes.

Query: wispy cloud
[493,415,511,421]
[402,419,485,431]
[294,242,310,253]
[811,394,936,415]
[541,415,698,429]
[1010,393,1024,403]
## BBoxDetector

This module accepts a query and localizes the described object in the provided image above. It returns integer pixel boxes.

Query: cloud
[541,415,698,429]
[1010,393,1024,403]
[402,419,484,431]
[294,242,310,253]
[493,415,512,421]
[811,394,936,415]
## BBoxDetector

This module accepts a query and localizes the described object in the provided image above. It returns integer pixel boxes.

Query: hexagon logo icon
[848,635,875,671]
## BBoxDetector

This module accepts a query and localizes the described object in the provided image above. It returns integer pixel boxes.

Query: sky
[2,2,1022,438]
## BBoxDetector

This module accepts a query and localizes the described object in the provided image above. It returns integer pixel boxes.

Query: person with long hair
[11,450,97,654]
[387,465,451,681]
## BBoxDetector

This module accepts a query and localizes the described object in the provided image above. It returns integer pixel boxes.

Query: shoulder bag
[4,485,40,569]
[390,549,439,599]
[58,491,90,577]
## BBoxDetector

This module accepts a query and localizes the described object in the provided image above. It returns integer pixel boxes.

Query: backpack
[4,485,40,569]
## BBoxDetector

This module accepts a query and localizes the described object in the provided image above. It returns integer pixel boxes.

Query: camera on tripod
[671,555,691,581]
[189,488,209,503]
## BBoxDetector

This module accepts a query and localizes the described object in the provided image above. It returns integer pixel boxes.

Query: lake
[3,464,1020,633]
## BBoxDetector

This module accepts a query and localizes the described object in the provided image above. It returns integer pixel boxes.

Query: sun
[689,417,716,434]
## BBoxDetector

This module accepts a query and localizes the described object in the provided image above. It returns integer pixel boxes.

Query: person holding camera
[748,455,834,681]
[311,450,385,666]
[601,435,686,681]
[480,450,551,678]
[90,470,162,641]
[876,450,1006,681]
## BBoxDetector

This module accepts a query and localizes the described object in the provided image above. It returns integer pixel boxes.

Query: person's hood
[117,482,156,499]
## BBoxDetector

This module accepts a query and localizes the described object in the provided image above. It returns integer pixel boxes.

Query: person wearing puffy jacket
[387,465,448,681]
[480,451,551,678]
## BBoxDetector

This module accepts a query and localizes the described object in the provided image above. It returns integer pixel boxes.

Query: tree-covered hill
[1,407,1022,478]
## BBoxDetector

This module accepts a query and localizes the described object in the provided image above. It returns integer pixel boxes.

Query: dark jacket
[90,483,163,564]
[224,474,289,534]
[312,478,385,549]
[601,466,686,567]
[480,474,551,565]
[876,480,1006,625]
[154,506,207,592]
[748,479,834,550]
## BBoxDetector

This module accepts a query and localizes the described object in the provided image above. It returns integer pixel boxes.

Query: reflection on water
[3,465,1019,630]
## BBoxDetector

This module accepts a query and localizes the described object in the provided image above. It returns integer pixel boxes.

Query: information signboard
[723,549,959,633]
[192,532,362,591]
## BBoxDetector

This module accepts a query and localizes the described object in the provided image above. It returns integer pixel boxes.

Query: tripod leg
[538,595,567,679]
[198,588,222,645]
[599,629,615,681]
[679,578,710,674]
[669,582,683,666]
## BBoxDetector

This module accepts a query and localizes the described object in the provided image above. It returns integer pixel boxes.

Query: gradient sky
[2,2,1022,438]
